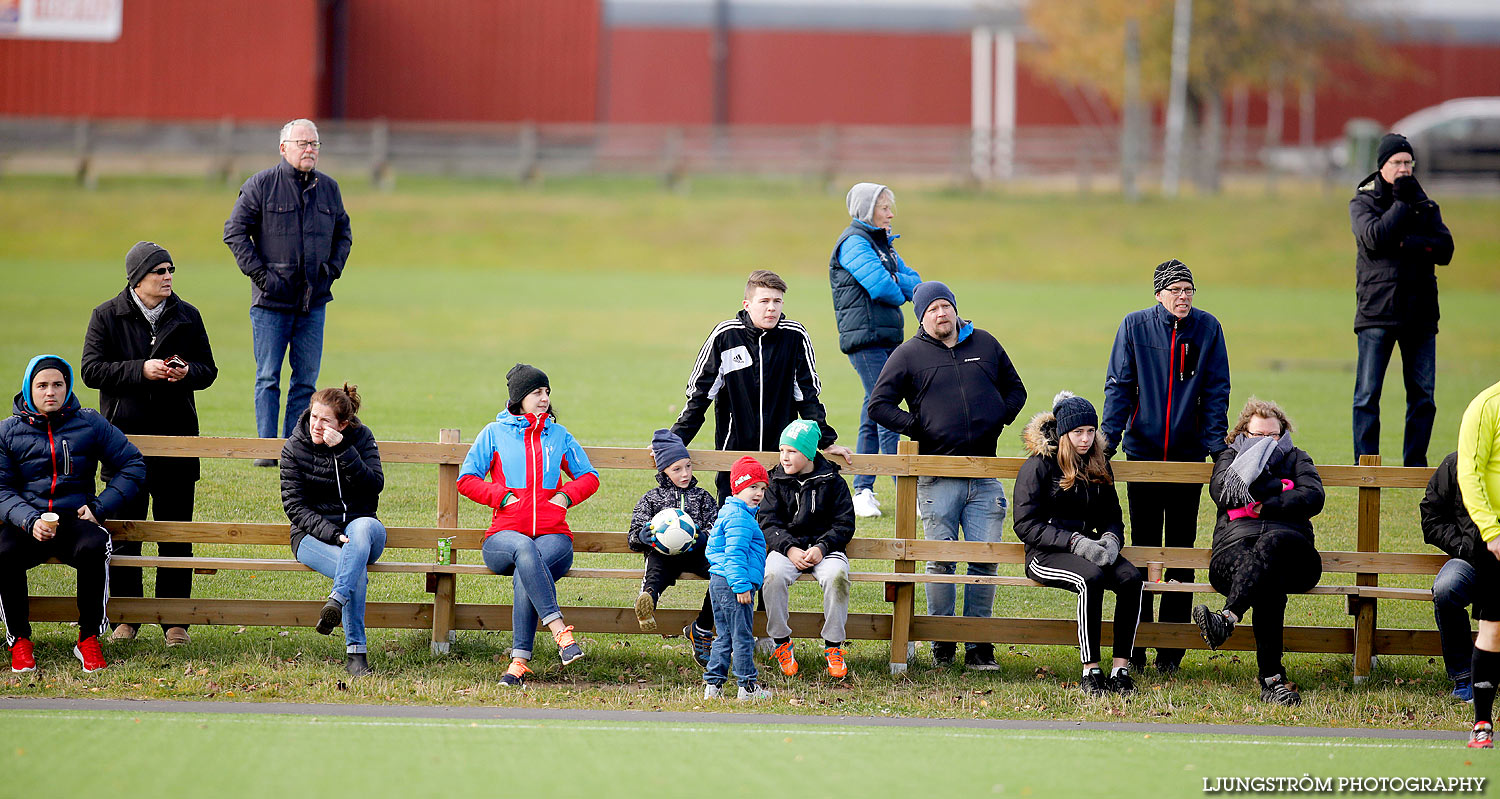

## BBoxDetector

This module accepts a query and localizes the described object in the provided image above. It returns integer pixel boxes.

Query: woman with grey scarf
[1193,398,1325,706]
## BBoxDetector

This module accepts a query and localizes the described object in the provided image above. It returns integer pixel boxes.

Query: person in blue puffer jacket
[829,183,921,518]
[703,456,773,701]
[0,355,146,674]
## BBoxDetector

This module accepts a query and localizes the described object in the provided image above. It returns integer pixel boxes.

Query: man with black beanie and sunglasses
[1101,259,1232,674]
[82,241,218,646]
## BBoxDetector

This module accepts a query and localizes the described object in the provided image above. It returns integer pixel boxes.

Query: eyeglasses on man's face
[148,266,175,276]
[1160,286,1195,297]
[283,139,321,150]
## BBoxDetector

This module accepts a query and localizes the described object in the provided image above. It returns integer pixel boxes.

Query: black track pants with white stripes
[0,518,112,645]
[1026,551,1145,665]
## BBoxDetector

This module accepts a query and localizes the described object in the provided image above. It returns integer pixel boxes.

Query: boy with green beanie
[758,419,857,678]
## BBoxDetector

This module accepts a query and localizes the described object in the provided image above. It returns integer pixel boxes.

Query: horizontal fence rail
[23,432,1444,677]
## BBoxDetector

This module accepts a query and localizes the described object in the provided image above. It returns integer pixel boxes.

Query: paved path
[0,697,1465,740]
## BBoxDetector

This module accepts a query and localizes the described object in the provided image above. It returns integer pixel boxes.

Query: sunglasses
[148,266,176,276]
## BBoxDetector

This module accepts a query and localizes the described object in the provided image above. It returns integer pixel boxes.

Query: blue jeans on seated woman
[294,516,387,653]
[482,531,574,660]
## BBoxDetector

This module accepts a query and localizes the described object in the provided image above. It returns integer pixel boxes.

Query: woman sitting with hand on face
[280,383,386,678]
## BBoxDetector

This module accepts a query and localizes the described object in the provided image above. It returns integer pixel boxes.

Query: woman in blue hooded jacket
[829,182,921,518]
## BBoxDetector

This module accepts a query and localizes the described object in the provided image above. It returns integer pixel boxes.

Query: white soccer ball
[649,507,698,556]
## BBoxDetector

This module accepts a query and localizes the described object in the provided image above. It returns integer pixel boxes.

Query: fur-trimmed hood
[1021,410,1058,459]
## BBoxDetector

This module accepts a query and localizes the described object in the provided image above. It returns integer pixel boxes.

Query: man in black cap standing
[1101,259,1231,674]
[1349,132,1454,468]
[82,241,217,646]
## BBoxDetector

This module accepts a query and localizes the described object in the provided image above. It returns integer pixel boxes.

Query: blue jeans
[1433,557,1476,678]
[704,575,758,688]
[918,476,1007,650]
[1352,327,1436,467]
[294,517,387,653]
[251,304,326,439]
[848,346,900,493]
[482,531,573,660]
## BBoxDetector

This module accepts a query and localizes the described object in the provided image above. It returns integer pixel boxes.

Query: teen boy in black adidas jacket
[671,270,849,501]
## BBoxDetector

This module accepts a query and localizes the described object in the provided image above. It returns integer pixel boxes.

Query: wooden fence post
[888,440,919,674]
[430,428,461,654]
[1352,453,1380,682]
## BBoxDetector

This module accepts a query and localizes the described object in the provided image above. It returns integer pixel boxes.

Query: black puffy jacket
[280,410,384,555]
[1421,451,1481,563]
[1208,440,1324,552]
[1348,172,1453,333]
[1013,411,1125,558]
[829,222,911,354]
[758,454,855,557]
[224,159,353,313]
[0,360,146,531]
[81,287,217,481]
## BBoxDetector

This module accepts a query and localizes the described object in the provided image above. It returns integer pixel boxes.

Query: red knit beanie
[729,456,769,494]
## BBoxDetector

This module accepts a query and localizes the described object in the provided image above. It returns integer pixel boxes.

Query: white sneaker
[853,489,882,518]
[737,682,774,701]
[704,683,724,700]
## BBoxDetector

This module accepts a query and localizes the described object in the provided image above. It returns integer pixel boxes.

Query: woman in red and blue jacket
[458,364,599,686]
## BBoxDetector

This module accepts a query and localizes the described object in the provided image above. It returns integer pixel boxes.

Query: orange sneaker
[553,625,583,665]
[771,641,798,677]
[824,645,848,679]
[500,657,531,687]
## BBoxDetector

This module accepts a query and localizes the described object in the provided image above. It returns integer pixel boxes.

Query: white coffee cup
[40,512,60,525]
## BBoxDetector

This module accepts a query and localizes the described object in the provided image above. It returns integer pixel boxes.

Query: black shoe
[252,458,278,468]
[964,644,1000,671]
[684,623,714,669]
[1129,649,1148,673]
[1154,658,1181,677]
[316,598,343,636]
[1108,669,1136,695]
[1081,668,1110,697]
[931,641,957,667]
[1193,604,1234,650]
[345,652,371,678]
[1260,673,1301,706]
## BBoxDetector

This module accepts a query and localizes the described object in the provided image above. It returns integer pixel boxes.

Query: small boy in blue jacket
[704,456,773,701]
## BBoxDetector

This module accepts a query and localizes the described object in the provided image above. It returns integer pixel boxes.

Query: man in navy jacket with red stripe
[1101,259,1231,674]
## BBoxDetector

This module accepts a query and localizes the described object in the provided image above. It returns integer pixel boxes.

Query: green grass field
[0,708,1480,798]
[0,174,1498,732]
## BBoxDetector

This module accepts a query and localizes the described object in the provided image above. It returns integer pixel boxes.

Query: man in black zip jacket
[671,270,852,502]
[1349,133,1453,468]
[1101,259,1231,674]
[1421,451,1482,701]
[868,281,1027,670]
[223,118,352,461]
[0,355,146,674]
[82,241,217,646]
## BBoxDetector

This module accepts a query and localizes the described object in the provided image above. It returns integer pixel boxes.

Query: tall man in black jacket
[1349,133,1454,468]
[224,118,352,464]
[82,241,217,646]
[869,281,1027,670]
[1421,451,1482,702]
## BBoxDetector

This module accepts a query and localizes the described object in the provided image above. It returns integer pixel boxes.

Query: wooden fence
[30,432,1442,682]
